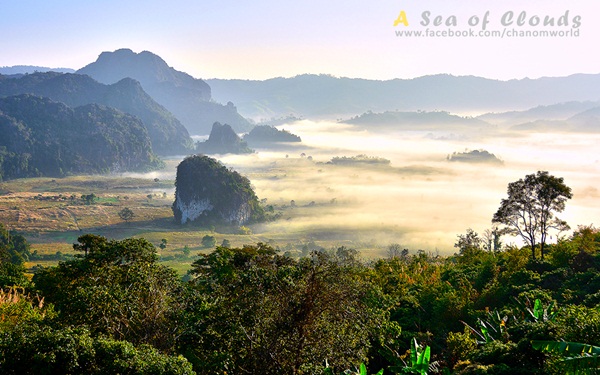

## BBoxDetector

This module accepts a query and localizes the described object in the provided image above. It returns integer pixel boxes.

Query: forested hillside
[0,95,163,181]
[243,124,301,147]
[195,122,253,155]
[0,72,194,155]
[1,225,599,374]
[173,155,264,225]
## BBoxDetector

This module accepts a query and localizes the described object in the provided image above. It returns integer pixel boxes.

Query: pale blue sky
[0,0,597,80]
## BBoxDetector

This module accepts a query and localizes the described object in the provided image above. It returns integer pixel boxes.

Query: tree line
[1,171,598,374]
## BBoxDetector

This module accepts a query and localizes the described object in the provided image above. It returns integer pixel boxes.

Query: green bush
[0,324,195,374]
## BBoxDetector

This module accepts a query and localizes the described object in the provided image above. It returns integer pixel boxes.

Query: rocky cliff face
[174,196,213,224]
[196,122,253,154]
[172,155,264,226]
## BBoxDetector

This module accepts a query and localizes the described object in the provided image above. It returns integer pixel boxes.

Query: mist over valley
[3,1,600,371]
[2,49,600,256]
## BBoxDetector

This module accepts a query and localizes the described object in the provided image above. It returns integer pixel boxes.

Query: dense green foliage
[243,125,302,146]
[0,71,194,154]
[2,214,600,373]
[0,325,194,375]
[532,340,600,374]
[0,223,31,287]
[0,223,30,266]
[172,155,265,225]
[33,234,186,350]
[0,94,163,181]
[182,244,395,374]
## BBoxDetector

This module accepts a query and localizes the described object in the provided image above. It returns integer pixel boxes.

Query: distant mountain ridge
[0,66,75,75]
[0,95,162,181]
[78,49,252,135]
[343,104,600,134]
[344,110,490,130]
[478,101,600,126]
[477,101,600,132]
[78,49,211,100]
[6,52,600,129]
[207,73,600,120]
[0,72,194,155]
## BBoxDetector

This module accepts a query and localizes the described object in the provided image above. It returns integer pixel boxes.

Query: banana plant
[512,297,558,322]
[532,340,600,374]
[388,338,431,374]
[409,338,431,374]
[462,309,509,344]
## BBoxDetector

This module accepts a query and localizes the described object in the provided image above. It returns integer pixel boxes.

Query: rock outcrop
[172,155,264,226]
[196,122,253,154]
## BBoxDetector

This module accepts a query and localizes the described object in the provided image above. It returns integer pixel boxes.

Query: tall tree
[0,223,30,287]
[184,244,386,374]
[33,235,185,350]
[492,171,572,260]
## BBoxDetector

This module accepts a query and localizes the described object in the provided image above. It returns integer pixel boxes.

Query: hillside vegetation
[0,95,163,181]
[0,72,194,154]
[1,224,599,374]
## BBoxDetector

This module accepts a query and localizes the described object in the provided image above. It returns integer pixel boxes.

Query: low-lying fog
[164,120,600,255]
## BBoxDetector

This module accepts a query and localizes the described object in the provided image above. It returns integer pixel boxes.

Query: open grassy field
[0,174,227,274]
[0,167,388,276]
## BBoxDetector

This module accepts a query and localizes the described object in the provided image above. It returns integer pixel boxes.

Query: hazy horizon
[1,1,598,81]
[4,61,599,83]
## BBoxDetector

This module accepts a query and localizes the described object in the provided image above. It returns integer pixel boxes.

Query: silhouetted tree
[493,171,572,260]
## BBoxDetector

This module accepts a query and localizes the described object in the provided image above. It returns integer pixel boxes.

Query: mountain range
[2,48,600,163]
[78,49,252,135]
[4,52,599,130]
[0,66,75,75]
[207,73,600,120]
[505,105,600,132]
[342,103,600,134]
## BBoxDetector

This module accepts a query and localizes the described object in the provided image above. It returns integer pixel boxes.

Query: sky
[0,0,598,80]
